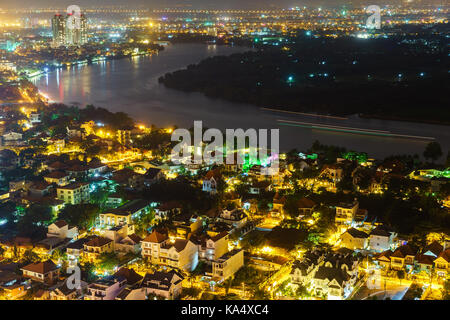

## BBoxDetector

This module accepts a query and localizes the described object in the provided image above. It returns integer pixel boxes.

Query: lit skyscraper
[51,12,87,47]
[51,14,66,47]
[66,13,88,46]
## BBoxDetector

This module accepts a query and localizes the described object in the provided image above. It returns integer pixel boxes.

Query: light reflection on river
[33,43,449,159]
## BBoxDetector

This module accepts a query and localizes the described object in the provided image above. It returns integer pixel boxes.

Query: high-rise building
[51,14,66,47]
[66,13,87,46]
[51,12,87,47]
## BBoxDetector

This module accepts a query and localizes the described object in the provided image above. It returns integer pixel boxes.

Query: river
[32,43,449,159]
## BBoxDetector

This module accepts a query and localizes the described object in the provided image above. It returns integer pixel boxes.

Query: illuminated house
[310,252,359,300]
[196,231,229,262]
[218,209,248,229]
[57,182,90,205]
[369,226,396,252]
[85,276,127,300]
[112,168,145,190]
[374,250,393,269]
[21,260,59,285]
[202,169,222,194]
[103,225,142,254]
[155,201,182,220]
[49,280,88,300]
[291,250,325,285]
[87,160,109,177]
[66,237,91,266]
[434,248,450,278]
[140,270,184,300]
[334,200,359,232]
[83,236,114,263]
[99,199,151,233]
[171,213,203,239]
[340,228,369,250]
[249,180,272,195]
[297,197,317,217]
[143,168,164,186]
[44,171,71,186]
[117,130,131,145]
[210,249,244,282]
[319,164,343,190]
[141,231,198,272]
[29,113,41,125]
[272,193,286,216]
[0,237,33,260]
[390,244,418,271]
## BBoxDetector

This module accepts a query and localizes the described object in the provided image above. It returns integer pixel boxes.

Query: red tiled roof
[437,248,450,263]
[391,244,417,258]
[416,254,434,265]
[52,220,68,228]
[297,197,316,209]
[22,260,58,274]
[85,236,112,248]
[143,231,168,243]
[424,241,443,257]
[205,169,221,180]
[44,171,69,179]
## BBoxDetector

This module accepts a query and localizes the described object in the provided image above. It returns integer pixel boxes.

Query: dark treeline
[159,34,450,124]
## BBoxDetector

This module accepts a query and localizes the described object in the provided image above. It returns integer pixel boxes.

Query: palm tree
[51,248,66,264]
[22,249,40,264]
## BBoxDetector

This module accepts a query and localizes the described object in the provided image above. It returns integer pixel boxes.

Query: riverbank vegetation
[159,36,449,124]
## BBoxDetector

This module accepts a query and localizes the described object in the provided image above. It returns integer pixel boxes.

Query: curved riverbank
[32,43,450,159]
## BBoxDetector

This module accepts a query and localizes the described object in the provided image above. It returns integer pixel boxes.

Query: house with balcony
[196,231,229,263]
[335,201,359,231]
[85,276,127,300]
[210,249,244,282]
[434,248,450,278]
[99,199,151,233]
[310,251,359,300]
[390,244,418,271]
[140,270,184,300]
[218,209,248,229]
[319,164,343,191]
[56,182,90,205]
[297,197,317,217]
[44,171,71,186]
[66,237,91,266]
[290,249,325,286]
[141,230,198,272]
[82,236,114,263]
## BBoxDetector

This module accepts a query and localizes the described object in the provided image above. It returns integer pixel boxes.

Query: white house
[140,270,184,300]
[47,220,78,240]
[369,226,396,252]
[340,228,369,251]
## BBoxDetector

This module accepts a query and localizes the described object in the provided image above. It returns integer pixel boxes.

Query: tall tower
[80,14,87,45]
[65,12,87,46]
[51,14,66,47]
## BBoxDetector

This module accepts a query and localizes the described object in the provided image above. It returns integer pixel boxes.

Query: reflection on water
[33,43,449,158]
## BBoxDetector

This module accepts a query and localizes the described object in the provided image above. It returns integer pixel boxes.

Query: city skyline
[0,0,447,10]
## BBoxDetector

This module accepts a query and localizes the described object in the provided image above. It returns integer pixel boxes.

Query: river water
[33,43,449,159]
